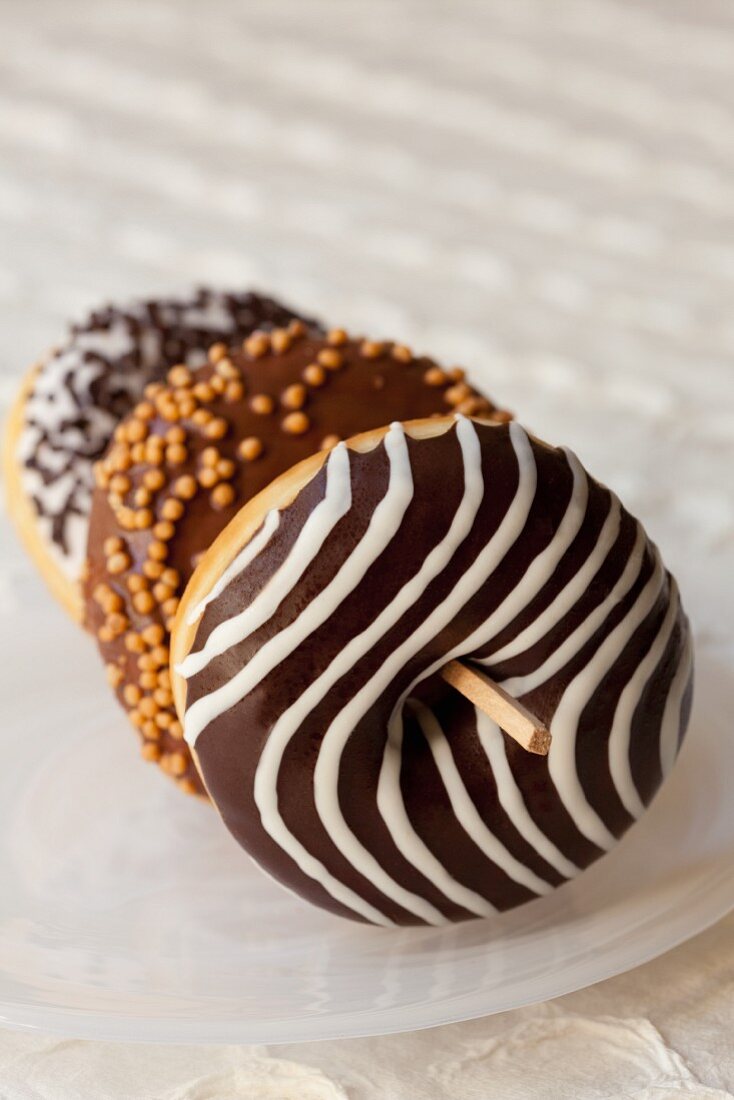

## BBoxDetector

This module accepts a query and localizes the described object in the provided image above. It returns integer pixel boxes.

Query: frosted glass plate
[0,564,732,1044]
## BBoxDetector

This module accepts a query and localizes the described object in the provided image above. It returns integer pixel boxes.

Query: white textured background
[1,0,733,1096]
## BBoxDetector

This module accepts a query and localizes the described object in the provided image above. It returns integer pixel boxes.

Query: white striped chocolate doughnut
[171,416,693,925]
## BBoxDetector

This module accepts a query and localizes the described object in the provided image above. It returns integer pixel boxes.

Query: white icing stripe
[458,447,590,656]
[473,710,579,879]
[498,524,647,699]
[249,416,488,924]
[608,579,680,818]
[182,423,414,746]
[186,509,281,625]
[410,701,553,896]
[660,631,693,779]
[547,547,665,851]
[482,493,623,667]
[180,442,352,678]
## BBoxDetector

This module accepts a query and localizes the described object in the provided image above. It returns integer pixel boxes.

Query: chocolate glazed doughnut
[85,329,507,795]
[172,417,693,925]
[3,289,315,620]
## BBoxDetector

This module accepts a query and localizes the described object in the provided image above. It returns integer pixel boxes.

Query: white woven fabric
[0,0,733,1094]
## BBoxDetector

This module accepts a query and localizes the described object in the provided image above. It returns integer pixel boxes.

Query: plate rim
[0,872,731,1045]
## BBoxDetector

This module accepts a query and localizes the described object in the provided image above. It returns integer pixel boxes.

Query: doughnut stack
[4,287,693,926]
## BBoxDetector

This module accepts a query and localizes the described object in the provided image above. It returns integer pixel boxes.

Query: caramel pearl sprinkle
[211,483,236,510]
[208,342,228,364]
[173,476,197,500]
[148,540,169,562]
[168,753,188,777]
[244,331,270,358]
[193,382,215,403]
[133,591,155,615]
[225,381,244,403]
[109,473,131,495]
[204,418,228,440]
[424,367,446,386]
[161,498,184,521]
[238,437,263,461]
[153,581,173,604]
[198,467,219,489]
[282,411,310,435]
[84,324,501,799]
[445,382,472,406]
[281,383,307,410]
[126,419,148,444]
[215,357,239,380]
[270,329,292,354]
[125,632,145,654]
[153,520,175,541]
[200,447,220,467]
[134,508,154,530]
[107,551,130,575]
[142,623,165,646]
[106,664,124,688]
[250,394,275,416]
[167,365,192,388]
[102,538,123,561]
[391,344,412,363]
[360,340,384,359]
[303,363,326,387]
[143,468,166,495]
[317,349,343,371]
[123,684,142,706]
[165,444,188,465]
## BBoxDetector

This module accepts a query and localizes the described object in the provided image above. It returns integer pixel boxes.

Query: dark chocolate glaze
[184,420,693,924]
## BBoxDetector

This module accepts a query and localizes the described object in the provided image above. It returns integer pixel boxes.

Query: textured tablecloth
[1,0,733,1095]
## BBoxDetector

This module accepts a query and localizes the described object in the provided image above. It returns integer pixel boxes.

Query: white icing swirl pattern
[179,417,692,925]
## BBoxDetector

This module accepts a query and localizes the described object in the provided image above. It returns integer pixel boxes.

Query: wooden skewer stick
[440,659,552,756]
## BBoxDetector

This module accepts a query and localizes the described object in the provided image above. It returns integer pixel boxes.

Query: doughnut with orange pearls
[84,325,508,795]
